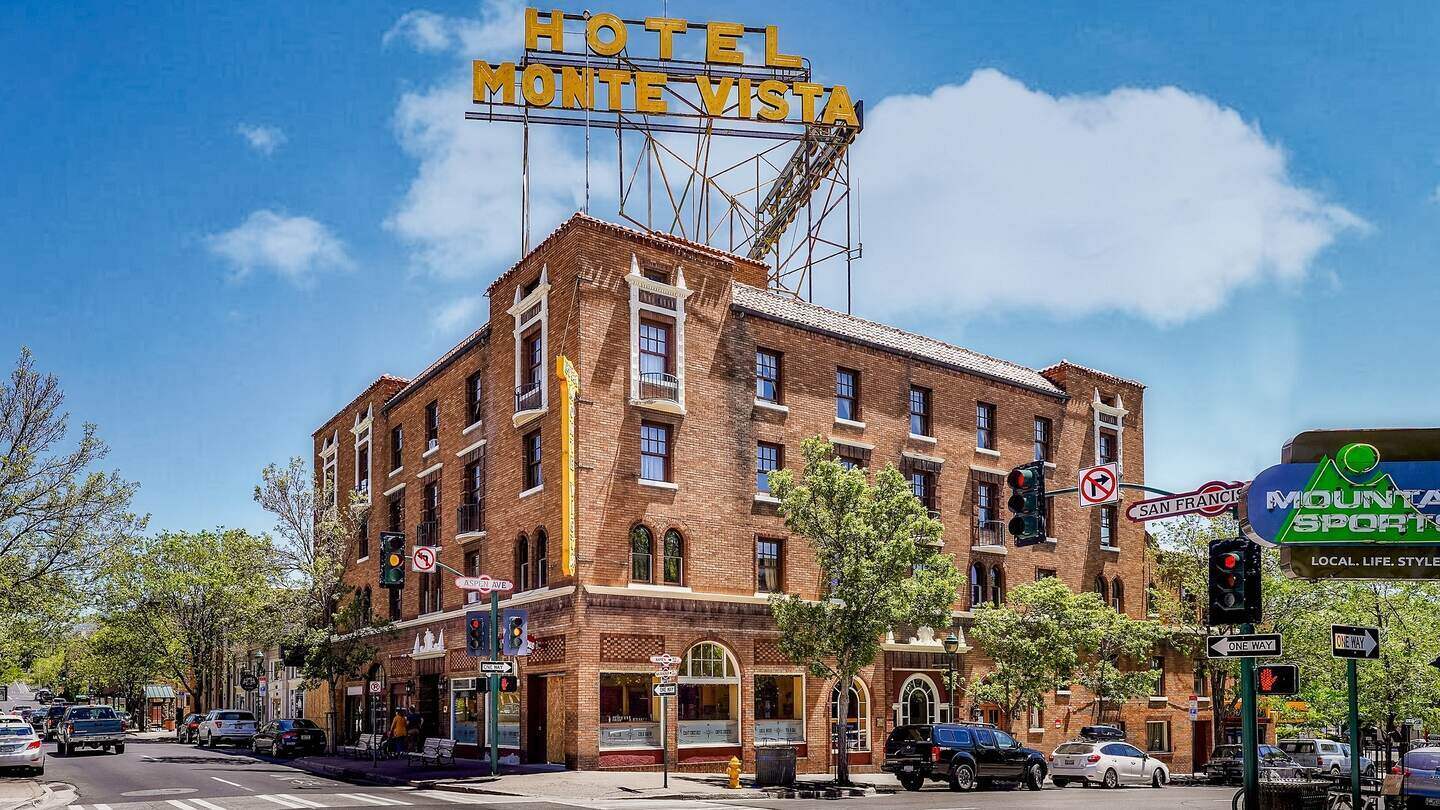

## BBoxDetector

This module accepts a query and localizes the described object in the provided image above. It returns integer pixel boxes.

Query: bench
[407,738,457,767]
[338,733,381,758]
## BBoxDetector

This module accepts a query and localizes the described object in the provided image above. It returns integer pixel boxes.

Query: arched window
[988,565,1005,606]
[969,563,983,608]
[1111,577,1124,613]
[630,525,653,583]
[361,586,373,623]
[663,529,684,585]
[830,677,871,752]
[899,675,938,726]
[679,641,740,745]
[1094,574,1108,605]
[516,534,530,591]
[534,530,548,588]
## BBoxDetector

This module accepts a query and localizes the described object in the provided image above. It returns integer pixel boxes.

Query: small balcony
[638,371,679,403]
[415,520,440,548]
[515,382,543,415]
[457,501,485,536]
[973,519,1007,551]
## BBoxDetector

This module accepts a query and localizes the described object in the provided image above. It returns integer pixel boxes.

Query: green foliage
[767,436,961,784]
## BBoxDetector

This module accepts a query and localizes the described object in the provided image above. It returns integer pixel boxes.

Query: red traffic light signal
[497,675,518,693]
[1007,468,1037,488]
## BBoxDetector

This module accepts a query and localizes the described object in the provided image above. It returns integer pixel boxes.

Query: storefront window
[497,691,520,748]
[451,679,479,745]
[830,678,870,752]
[678,642,740,746]
[599,673,660,749]
[754,674,804,744]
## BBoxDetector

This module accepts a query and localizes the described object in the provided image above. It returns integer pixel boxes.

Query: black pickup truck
[883,723,1049,791]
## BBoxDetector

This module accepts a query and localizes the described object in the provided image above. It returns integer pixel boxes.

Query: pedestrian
[388,707,407,755]
[406,705,422,753]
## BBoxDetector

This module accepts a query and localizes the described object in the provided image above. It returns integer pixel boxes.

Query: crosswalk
[70,790,740,810]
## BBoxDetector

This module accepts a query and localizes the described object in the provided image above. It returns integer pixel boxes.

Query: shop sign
[678,720,739,746]
[754,719,804,744]
[599,723,659,748]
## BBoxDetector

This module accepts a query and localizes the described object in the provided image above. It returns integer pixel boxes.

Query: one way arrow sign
[1332,625,1379,660]
[1208,633,1282,659]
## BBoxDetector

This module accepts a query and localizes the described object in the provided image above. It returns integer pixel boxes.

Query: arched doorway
[678,641,741,747]
[899,675,941,726]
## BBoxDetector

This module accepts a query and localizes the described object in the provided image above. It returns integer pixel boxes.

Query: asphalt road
[29,740,1242,810]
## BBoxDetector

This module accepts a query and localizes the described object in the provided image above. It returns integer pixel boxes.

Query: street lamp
[942,632,960,723]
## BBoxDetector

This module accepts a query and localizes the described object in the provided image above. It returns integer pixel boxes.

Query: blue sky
[3,1,1437,535]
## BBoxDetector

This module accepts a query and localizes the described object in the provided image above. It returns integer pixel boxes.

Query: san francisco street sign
[480,661,516,674]
[1078,463,1120,508]
[1208,633,1282,659]
[652,683,678,697]
[1331,625,1379,660]
[1126,481,1246,522]
[456,575,514,592]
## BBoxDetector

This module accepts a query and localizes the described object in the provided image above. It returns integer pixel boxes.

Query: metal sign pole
[662,694,668,789]
[1240,623,1259,810]
[1348,659,1361,810]
[489,587,500,777]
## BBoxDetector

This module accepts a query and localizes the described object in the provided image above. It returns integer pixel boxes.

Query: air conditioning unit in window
[427,438,439,452]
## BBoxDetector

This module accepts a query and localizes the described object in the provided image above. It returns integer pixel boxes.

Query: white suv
[1279,738,1376,778]
[196,710,257,748]
[1050,740,1169,788]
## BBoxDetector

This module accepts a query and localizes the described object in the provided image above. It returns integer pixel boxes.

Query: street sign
[479,661,515,675]
[1255,664,1299,695]
[368,680,381,694]
[240,672,259,691]
[1078,463,1120,507]
[655,675,677,685]
[1188,695,1199,721]
[649,654,681,665]
[1126,480,1246,522]
[652,683,677,697]
[1332,625,1379,659]
[411,546,438,572]
[1207,633,1282,658]
[456,575,514,592]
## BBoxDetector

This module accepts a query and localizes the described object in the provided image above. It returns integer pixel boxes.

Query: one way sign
[1332,625,1379,660]
[1208,633,1282,658]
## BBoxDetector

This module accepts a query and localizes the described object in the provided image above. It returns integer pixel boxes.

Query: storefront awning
[144,684,176,700]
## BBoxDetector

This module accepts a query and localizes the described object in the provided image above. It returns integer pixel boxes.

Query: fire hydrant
[726,756,742,789]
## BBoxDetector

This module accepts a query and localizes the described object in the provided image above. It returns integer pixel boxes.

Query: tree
[0,348,142,664]
[288,587,390,752]
[100,529,282,713]
[1069,594,1166,722]
[74,614,164,721]
[767,436,962,785]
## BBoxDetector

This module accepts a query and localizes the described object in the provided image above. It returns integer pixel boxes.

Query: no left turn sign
[1078,463,1120,507]
[411,545,438,573]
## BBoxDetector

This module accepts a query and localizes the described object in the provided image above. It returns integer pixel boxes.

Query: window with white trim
[830,678,870,752]
[678,642,740,746]
[899,675,939,726]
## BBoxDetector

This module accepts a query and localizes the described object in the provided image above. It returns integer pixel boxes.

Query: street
[19,741,1243,810]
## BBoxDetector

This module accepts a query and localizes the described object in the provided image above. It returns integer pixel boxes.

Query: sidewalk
[0,780,47,810]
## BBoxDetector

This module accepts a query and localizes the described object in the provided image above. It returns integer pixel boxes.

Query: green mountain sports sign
[1243,442,1440,546]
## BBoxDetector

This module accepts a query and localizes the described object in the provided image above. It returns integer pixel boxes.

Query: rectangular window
[1035,568,1057,580]
[356,518,369,560]
[1146,720,1171,753]
[756,442,782,493]
[1099,429,1118,465]
[1034,417,1052,462]
[640,421,671,483]
[756,538,783,593]
[460,457,485,534]
[425,400,439,445]
[835,368,859,421]
[755,349,782,403]
[387,493,404,533]
[1100,505,1117,548]
[355,443,369,492]
[419,571,442,615]
[466,370,484,426]
[754,675,805,744]
[599,673,659,749]
[1028,705,1044,731]
[976,402,996,450]
[390,425,403,470]
[638,318,673,375]
[421,479,440,546]
[909,386,932,437]
[522,328,542,387]
[523,430,543,491]
[910,470,936,512]
[976,481,999,545]
[1151,655,1166,696]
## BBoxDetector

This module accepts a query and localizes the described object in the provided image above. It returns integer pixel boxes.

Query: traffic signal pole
[489,586,500,777]
[1348,659,1361,810]
[1240,623,1260,810]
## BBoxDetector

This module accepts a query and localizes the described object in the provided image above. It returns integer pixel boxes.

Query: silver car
[0,715,44,775]
[196,709,257,747]
[1049,739,1169,788]
[1279,737,1375,778]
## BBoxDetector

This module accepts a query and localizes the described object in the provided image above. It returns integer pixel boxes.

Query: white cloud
[236,123,287,156]
[432,295,484,335]
[205,209,352,284]
[383,1,604,280]
[852,70,1367,326]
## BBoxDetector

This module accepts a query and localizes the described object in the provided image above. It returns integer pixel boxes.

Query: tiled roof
[383,324,491,414]
[731,283,1067,398]
[1040,360,1147,390]
[313,374,410,437]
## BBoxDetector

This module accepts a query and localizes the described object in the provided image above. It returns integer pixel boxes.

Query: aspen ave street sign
[1126,481,1246,522]
[1331,625,1380,660]
[1208,634,1283,658]
[649,654,681,665]
[480,661,516,674]
[1078,463,1120,507]
[456,575,514,592]
[411,546,438,572]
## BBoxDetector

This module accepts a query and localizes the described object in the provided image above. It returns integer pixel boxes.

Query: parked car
[1206,744,1306,784]
[0,715,44,775]
[1279,737,1376,778]
[1402,746,1440,808]
[1079,725,1128,742]
[39,704,67,740]
[196,709,257,748]
[177,713,203,743]
[56,705,126,755]
[1340,743,1377,778]
[250,719,325,757]
[1050,739,1169,788]
[882,723,1049,792]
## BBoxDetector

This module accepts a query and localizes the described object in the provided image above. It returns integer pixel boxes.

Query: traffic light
[465,611,491,657]
[1006,462,1047,547]
[1254,664,1298,696]
[497,675,518,693]
[500,608,529,656]
[379,532,406,588]
[475,677,489,694]
[1208,538,1261,625]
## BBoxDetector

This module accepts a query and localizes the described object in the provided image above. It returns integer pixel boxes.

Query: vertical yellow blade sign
[556,355,580,576]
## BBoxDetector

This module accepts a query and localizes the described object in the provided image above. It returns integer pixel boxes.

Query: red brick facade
[311,213,1214,774]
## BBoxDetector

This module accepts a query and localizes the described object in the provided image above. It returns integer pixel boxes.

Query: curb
[288,759,410,788]
[0,782,50,810]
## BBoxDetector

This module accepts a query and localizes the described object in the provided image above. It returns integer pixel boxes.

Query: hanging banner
[557,355,580,576]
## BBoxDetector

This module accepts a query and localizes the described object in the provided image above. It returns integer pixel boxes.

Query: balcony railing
[638,371,679,403]
[415,520,440,548]
[515,382,542,413]
[973,519,1006,549]
[457,501,485,535]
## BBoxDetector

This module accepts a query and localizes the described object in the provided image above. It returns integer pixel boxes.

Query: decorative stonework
[529,635,566,665]
[755,639,789,665]
[601,633,663,662]
[411,628,446,658]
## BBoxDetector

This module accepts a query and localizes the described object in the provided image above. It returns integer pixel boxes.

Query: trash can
[1257,779,1330,810]
[755,745,796,786]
